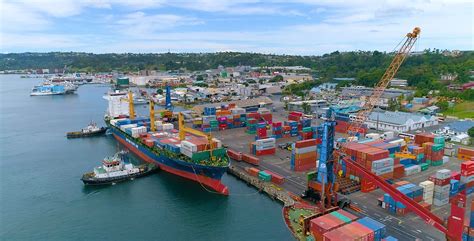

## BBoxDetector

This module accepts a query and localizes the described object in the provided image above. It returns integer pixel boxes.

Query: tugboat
[81,151,158,185]
[67,122,107,138]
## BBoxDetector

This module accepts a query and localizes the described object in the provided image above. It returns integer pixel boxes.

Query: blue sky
[1,0,472,54]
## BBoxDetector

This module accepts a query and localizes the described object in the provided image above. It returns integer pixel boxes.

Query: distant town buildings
[341,86,414,108]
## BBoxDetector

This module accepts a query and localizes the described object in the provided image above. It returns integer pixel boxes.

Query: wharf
[227,164,295,206]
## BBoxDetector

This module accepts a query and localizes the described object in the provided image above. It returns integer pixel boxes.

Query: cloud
[114,12,204,35]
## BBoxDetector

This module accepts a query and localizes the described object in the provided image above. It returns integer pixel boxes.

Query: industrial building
[287,100,329,113]
[362,110,438,132]
[341,86,414,108]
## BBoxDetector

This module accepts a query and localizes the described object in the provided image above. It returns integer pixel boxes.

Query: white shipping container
[163,123,174,131]
[436,169,451,180]
[256,145,275,151]
[256,138,276,146]
[405,165,421,176]
[433,198,449,206]
[424,198,433,205]
[181,148,193,158]
[442,156,450,164]
[460,175,474,184]
[371,158,394,170]
[231,108,246,115]
[154,120,163,127]
[388,138,406,146]
[295,146,317,154]
[434,184,450,193]
[366,133,380,139]
[434,191,450,200]
[120,124,137,131]
[180,141,197,152]
[419,180,435,189]
[374,166,394,176]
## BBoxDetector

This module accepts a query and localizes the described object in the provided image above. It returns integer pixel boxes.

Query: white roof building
[360,110,438,132]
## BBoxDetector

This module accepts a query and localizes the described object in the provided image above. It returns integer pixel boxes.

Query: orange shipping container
[459,147,474,156]
[247,167,260,176]
[295,152,318,160]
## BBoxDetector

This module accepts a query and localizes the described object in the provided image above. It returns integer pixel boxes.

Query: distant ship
[81,151,158,185]
[30,81,78,96]
[30,83,66,96]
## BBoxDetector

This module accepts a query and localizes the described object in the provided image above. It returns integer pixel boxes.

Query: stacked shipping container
[291,139,318,172]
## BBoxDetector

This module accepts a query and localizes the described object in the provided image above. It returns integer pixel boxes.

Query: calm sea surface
[0,75,293,241]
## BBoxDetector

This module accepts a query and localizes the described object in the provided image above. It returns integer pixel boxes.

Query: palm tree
[301,102,311,114]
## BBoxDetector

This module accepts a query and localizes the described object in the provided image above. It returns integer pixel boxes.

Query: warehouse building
[360,110,438,132]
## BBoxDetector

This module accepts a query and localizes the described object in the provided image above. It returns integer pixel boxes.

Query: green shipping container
[432,144,444,152]
[434,136,445,145]
[302,127,312,133]
[420,163,429,171]
[306,171,317,182]
[431,160,443,166]
[389,153,395,158]
[246,130,256,134]
[330,211,351,223]
[258,171,271,181]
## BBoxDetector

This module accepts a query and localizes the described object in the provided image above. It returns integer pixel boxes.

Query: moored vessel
[67,122,107,138]
[81,151,158,185]
[104,90,230,195]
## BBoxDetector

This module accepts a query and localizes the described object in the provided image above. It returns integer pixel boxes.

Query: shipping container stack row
[250,137,276,156]
[272,122,283,139]
[291,139,318,172]
[255,122,268,140]
[112,118,228,165]
[379,181,428,216]
[430,169,451,206]
[340,142,394,192]
[245,167,284,184]
[309,209,390,241]
[197,105,264,132]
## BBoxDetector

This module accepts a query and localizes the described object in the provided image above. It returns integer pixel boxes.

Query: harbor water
[0,75,293,241]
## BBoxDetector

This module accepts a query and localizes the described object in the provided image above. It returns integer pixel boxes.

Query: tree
[156,89,163,95]
[196,75,204,81]
[269,75,283,82]
[301,102,311,114]
[468,127,474,138]
[436,101,449,112]
[387,98,399,111]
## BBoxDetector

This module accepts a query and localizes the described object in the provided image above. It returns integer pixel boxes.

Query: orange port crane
[339,27,464,241]
[346,27,421,136]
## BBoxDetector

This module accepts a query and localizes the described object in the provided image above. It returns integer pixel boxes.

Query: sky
[0,0,473,55]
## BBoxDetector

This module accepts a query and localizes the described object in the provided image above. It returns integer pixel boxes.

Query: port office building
[361,110,438,132]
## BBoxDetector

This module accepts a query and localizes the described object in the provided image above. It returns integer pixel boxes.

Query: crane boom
[347,27,420,136]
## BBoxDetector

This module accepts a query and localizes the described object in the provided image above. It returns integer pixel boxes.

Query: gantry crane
[337,27,464,241]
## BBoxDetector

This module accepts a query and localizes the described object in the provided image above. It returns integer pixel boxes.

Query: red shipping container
[246,167,260,176]
[256,148,276,156]
[451,171,461,181]
[414,195,423,203]
[365,148,390,161]
[288,114,301,122]
[393,181,410,187]
[264,170,285,185]
[295,139,317,148]
[393,164,405,179]
[227,149,242,161]
[272,122,282,128]
[294,162,317,172]
[428,176,451,186]
[242,153,260,166]
[361,179,377,193]
[310,214,344,239]
[290,111,303,117]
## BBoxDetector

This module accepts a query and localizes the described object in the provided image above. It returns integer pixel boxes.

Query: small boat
[81,151,158,185]
[67,122,107,138]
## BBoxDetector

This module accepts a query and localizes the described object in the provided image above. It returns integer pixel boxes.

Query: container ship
[103,90,230,195]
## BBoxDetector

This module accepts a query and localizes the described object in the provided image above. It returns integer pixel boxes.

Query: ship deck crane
[336,27,463,241]
[177,112,216,161]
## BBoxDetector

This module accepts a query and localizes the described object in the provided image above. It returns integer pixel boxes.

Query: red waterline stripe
[113,133,229,195]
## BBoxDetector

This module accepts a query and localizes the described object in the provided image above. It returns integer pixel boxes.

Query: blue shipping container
[357,217,386,241]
